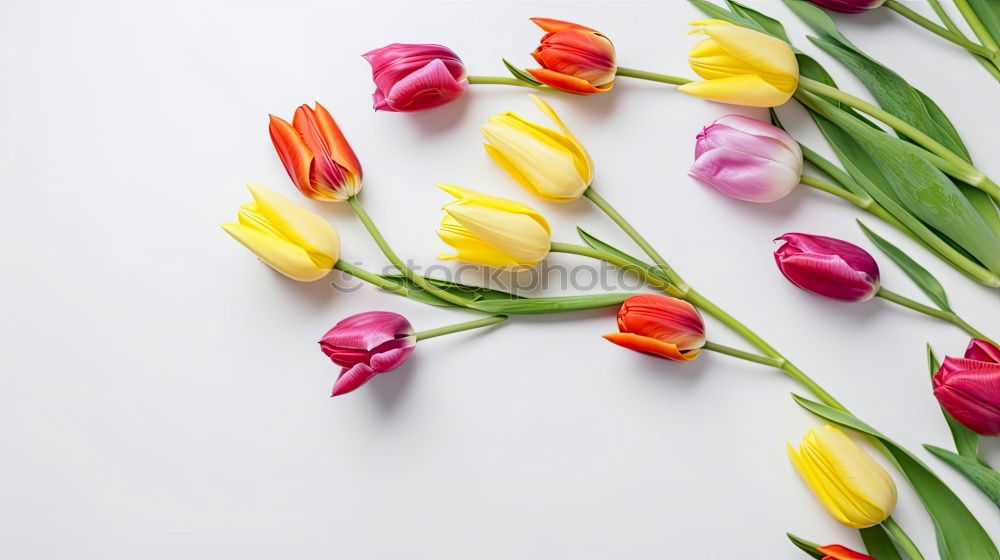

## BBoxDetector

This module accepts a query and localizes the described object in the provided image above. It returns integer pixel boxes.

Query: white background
[2,1,998,558]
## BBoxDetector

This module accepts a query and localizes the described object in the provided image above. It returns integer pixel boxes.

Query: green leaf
[686,0,759,29]
[924,445,1000,508]
[786,533,824,559]
[782,0,849,45]
[792,394,1000,560]
[501,59,542,86]
[966,0,1000,47]
[576,227,670,283]
[858,220,951,311]
[378,274,521,307]
[724,0,788,41]
[859,525,904,560]
[467,292,634,314]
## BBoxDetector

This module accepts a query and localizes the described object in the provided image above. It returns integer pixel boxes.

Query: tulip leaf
[576,227,671,283]
[792,394,1000,560]
[379,274,522,308]
[785,533,824,559]
[858,220,951,312]
[686,0,761,30]
[501,59,542,86]
[859,525,905,560]
[467,292,634,314]
[960,0,1000,51]
[723,1,789,41]
[924,445,1000,508]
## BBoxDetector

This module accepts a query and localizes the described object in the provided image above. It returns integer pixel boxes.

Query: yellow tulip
[221,182,340,282]
[437,184,551,268]
[787,425,897,528]
[678,20,799,108]
[481,94,593,202]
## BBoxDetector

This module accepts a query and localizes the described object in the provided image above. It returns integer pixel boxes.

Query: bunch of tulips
[222,2,1000,558]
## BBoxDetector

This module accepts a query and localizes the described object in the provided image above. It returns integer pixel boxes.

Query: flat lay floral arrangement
[221,1,1000,558]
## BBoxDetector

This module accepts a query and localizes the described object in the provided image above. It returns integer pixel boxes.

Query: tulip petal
[437,215,523,268]
[678,74,791,108]
[529,94,594,183]
[711,114,801,160]
[616,295,706,351]
[816,545,875,560]
[382,58,468,112]
[966,339,1000,363]
[775,253,877,302]
[221,223,329,282]
[246,182,340,268]
[268,114,314,197]
[603,332,698,361]
[437,184,551,234]
[934,357,1000,435]
[690,145,801,203]
[312,102,363,180]
[332,363,378,396]
[527,68,612,94]
[530,17,598,33]
[444,204,551,265]
[689,20,798,91]
[481,118,589,202]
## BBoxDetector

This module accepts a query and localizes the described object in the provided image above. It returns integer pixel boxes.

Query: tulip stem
[800,174,874,209]
[347,196,476,308]
[467,76,540,87]
[885,0,999,59]
[614,67,692,86]
[548,241,685,297]
[876,288,994,343]
[954,0,1000,53]
[333,260,409,296]
[926,0,1000,80]
[702,341,784,368]
[882,516,926,560]
[414,314,508,342]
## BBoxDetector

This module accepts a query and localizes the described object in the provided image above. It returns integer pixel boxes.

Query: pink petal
[381,58,468,112]
[774,252,878,302]
[332,363,379,396]
[966,339,1000,364]
[776,233,879,280]
[690,145,801,202]
[695,122,800,164]
[711,115,801,159]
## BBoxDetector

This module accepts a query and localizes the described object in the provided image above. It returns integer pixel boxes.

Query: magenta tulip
[690,115,803,203]
[362,44,468,112]
[774,233,880,302]
[933,339,1000,435]
[806,0,885,14]
[319,311,417,396]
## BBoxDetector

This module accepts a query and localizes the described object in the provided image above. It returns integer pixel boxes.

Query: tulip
[690,114,803,202]
[319,311,417,396]
[603,295,706,362]
[788,425,897,528]
[269,103,362,201]
[933,338,1000,435]
[436,184,551,268]
[221,182,340,282]
[527,18,616,94]
[774,233,880,302]
[362,43,468,112]
[678,20,799,108]
[807,0,885,14]
[817,545,875,560]
[481,94,593,202]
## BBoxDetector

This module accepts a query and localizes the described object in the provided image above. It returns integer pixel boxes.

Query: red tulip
[363,43,468,112]
[319,311,417,396]
[603,295,705,361]
[774,233,880,302]
[818,544,875,560]
[807,0,885,14]
[527,18,616,95]
[268,103,362,201]
[933,338,1000,435]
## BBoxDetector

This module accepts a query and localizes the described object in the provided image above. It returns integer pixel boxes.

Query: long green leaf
[924,445,1000,508]
[724,0,789,41]
[965,0,1000,47]
[576,227,669,283]
[786,534,824,559]
[502,59,542,86]
[859,525,904,560]
[467,292,633,314]
[687,0,759,28]
[792,394,999,560]
[858,221,951,311]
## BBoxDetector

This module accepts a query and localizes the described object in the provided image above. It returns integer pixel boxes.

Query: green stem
[955,0,1000,52]
[882,516,926,560]
[548,241,685,297]
[414,314,507,342]
[702,341,784,368]
[800,174,873,208]
[467,75,539,87]
[347,196,474,308]
[877,288,994,343]
[333,260,409,296]
[927,0,1000,80]
[615,67,692,86]
[885,0,998,57]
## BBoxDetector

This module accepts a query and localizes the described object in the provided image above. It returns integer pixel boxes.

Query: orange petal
[531,17,597,33]
[313,102,363,180]
[603,333,699,362]
[527,68,612,95]
[268,114,313,195]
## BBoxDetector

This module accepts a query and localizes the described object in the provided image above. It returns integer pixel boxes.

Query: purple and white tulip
[807,0,886,14]
[774,233,881,302]
[319,311,417,396]
[690,115,803,203]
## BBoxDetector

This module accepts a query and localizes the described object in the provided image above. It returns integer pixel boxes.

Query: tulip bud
[817,544,876,560]
[221,182,340,282]
[807,0,885,14]
[774,233,880,302]
[788,425,897,528]
[527,18,616,94]
[436,184,551,268]
[603,295,706,362]
[678,20,799,108]
[319,311,417,396]
[933,338,1000,435]
[482,95,593,202]
[269,103,362,201]
[362,44,468,112]
[690,115,803,202]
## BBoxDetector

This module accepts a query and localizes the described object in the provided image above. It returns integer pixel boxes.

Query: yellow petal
[221,222,331,282]
[689,21,798,90]
[677,74,792,107]
[245,182,340,268]
[437,184,551,234]
[688,38,757,80]
[444,203,550,265]
[528,94,593,184]
[437,215,522,268]
[481,121,588,202]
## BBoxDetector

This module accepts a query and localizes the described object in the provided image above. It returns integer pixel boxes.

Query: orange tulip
[527,18,616,94]
[603,295,705,361]
[268,103,363,201]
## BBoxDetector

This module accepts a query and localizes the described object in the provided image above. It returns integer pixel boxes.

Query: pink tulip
[319,311,416,396]
[933,339,1000,435]
[806,0,885,14]
[362,44,468,112]
[774,233,880,302]
[690,115,803,203]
